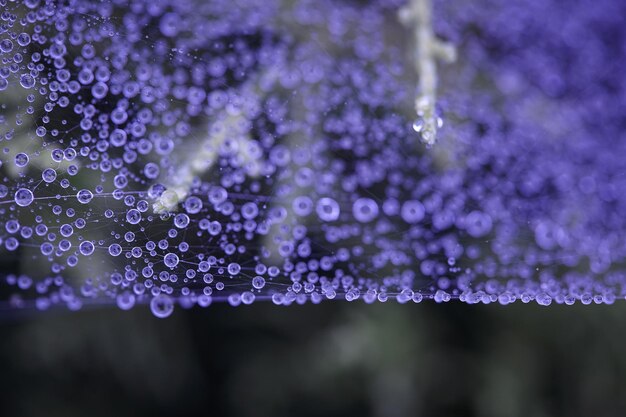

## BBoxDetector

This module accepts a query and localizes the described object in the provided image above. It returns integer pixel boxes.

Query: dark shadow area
[1,302,625,417]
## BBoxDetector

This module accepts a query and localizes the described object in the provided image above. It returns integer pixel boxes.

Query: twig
[399,0,456,146]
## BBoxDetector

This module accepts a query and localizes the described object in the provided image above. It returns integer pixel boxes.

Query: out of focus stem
[399,0,456,146]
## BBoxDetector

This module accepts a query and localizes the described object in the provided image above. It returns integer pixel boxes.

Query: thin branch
[399,0,456,146]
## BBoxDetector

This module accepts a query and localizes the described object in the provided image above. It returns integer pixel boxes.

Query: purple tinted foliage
[0,0,624,317]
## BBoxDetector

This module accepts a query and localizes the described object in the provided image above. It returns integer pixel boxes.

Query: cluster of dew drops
[0,0,625,318]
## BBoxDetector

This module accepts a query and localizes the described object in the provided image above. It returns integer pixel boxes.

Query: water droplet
[150,294,174,318]
[14,188,34,207]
